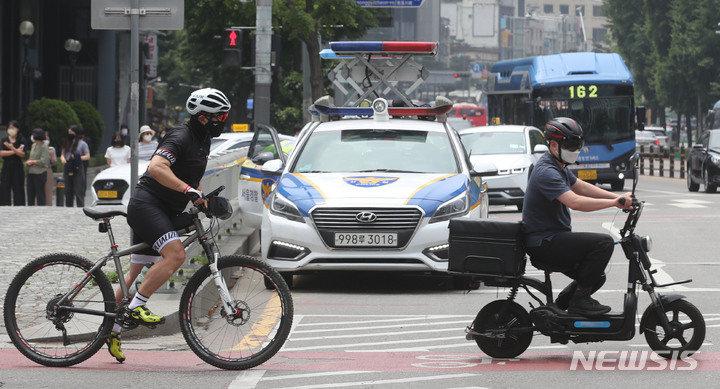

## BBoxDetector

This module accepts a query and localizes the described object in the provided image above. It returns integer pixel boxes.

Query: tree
[273,0,378,101]
[27,98,81,154]
[69,101,105,154]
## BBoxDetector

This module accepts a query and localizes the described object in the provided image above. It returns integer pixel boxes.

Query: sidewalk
[0,204,259,344]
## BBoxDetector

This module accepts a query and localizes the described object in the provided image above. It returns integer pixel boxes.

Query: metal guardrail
[638,145,686,178]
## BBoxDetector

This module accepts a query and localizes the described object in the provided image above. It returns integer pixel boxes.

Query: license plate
[98,190,118,199]
[577,170,597,180]
[334,233,398,247]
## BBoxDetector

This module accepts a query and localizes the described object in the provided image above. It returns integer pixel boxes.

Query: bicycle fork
[199,237,245,322]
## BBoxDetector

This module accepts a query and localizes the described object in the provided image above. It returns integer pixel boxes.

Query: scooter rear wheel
[643,299,705,359]
[473,300,533,358]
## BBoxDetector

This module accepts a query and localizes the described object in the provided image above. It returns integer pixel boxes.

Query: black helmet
[544,117,584,150]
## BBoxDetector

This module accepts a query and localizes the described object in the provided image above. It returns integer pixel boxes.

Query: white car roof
[458,125,536,134]
[310,117,450,132]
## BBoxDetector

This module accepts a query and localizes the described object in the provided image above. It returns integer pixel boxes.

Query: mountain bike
[3,186,293,370]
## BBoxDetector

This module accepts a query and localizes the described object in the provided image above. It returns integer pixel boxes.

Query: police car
[239,99,495,288]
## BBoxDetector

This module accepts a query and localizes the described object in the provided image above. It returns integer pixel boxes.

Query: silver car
[459,125,547,211]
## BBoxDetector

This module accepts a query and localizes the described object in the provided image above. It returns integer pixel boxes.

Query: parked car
[88,131,295,208]
[644,126,669,148]
[446,116,473,131]
[635,130,660,152]
[687,129,720,193]
[238,96,494,288]
[458,125,547,211]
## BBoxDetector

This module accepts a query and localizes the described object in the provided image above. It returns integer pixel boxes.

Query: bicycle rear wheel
[3,253,116,367]
[179,255,294,370]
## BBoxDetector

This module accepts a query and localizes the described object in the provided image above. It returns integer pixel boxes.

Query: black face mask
[68,133,75,141]
[112,140,123,147]
[206,120,225,137]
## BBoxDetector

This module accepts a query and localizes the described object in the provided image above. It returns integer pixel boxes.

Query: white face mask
[143,134,153,142]
[561,148,581,164]
[7,128,17,137]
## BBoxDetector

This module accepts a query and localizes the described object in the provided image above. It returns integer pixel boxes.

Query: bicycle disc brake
[222,300,250,326]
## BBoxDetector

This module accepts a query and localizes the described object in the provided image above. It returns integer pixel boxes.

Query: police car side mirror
[261,159,284,176]
[471,160,498,177]
[533,144,548,154]
[252,151,275,165]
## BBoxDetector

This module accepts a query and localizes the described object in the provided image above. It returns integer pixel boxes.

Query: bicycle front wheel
[179,255,294,370]
[3,253,116,367]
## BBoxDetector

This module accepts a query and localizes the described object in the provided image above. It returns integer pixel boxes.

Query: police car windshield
[292,129,458,174]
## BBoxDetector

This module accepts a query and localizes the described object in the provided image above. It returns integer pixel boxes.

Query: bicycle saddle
[83,208,127,220]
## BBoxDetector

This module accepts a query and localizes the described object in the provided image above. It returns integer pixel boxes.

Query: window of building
[544,4,553,13]
[593,5,605,17]
[560,5,569,14]
[592,28,608,43]
[575,5,585,16]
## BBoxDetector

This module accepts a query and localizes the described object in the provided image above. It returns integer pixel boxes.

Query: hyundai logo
[103,182,115,189]
[355,212,377,223]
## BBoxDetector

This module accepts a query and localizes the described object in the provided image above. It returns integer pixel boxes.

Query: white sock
[128,292,149,310]
[112,323,122,333]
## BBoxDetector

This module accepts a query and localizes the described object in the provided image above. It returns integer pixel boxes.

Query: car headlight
[711,154,720,165]
[268,192,305,223]
[498,167,526,176]
[430,191,469,223]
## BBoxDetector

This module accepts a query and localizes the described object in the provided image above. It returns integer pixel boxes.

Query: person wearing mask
[106,88,231,363]
[0,120,27,206]
[60,125,90,207]
[522,117,633,316]
[25,128,50,206]
[137,125,158,160]
[105,132,131,167]
[44,131,57,206]
[120,123,130,146]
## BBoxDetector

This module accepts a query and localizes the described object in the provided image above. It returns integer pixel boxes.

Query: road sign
[91,0,184,30]
[355,0,424,7]
[472,63,482,73]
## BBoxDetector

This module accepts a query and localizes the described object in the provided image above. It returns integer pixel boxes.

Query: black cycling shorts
[127,189,183,256]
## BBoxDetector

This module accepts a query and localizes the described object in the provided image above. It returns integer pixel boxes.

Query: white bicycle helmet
[186,88,231,115]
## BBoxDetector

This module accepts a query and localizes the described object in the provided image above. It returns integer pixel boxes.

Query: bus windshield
[533,95,634,144]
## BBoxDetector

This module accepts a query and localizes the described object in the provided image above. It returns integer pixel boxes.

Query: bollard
[659,147,664,177]
[640,146,645,175]
[56,179,65,207]
[680,146,686,179]
[669,146,675,178]
[649,146,655,176]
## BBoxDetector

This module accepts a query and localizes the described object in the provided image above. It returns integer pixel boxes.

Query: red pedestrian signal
[223,28,243,67]
[453,73,459,78]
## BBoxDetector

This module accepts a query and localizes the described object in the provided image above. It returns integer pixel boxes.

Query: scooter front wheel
[473,300,533,358]
[642,299,705,359]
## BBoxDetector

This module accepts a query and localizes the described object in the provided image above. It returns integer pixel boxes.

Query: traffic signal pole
[254,0,272,129]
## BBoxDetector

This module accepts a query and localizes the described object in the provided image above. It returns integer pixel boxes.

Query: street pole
[254,0,272,130]
[130,0,140,194]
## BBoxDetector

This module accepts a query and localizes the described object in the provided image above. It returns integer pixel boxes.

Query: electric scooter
[449,156,705,359]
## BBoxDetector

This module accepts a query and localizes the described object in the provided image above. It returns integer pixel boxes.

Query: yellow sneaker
[106,331,125,362]
[128,305,166,325]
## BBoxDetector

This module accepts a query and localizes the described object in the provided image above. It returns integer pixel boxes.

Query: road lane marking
[292,320,471,335]
[229,370,265,389]
[262,371,376,381]
[276,373,481,389]
[233,293,282,351]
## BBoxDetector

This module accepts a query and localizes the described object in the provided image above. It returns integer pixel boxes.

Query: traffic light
[453,72,470,78]
[223,28,242,67]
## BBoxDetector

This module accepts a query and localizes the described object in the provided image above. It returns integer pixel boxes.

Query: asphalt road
[1,174,719,389]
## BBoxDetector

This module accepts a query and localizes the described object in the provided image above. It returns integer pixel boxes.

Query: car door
[690,132,709,179]
[237,125,286,229]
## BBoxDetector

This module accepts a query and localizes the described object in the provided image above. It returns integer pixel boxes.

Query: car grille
[311,207,423,249]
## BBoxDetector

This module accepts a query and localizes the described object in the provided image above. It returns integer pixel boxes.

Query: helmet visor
[562,138,584,152]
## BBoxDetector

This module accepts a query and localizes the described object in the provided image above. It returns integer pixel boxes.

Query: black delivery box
[448,219,526,277]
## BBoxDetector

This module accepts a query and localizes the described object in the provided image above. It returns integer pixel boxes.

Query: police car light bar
[329,41,438,55]
[312,96,453,118]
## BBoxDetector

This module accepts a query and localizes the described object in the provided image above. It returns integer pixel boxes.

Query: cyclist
[522,117,633,317]
[107,88,231,362]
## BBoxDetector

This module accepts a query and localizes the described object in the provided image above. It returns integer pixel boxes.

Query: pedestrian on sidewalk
[137,125,158,160]
[25,128,49,206]
[105,132,131,167]
[0,120,27,206]
[60,125,90,207]
[44,131,57,206]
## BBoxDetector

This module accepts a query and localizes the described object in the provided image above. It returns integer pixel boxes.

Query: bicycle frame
[52,195,233,322]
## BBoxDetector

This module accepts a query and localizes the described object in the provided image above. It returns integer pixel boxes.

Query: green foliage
[27,98,81,153]
[69,101,105,155]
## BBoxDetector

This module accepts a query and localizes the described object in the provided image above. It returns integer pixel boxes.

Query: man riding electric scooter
[522,117,633,316]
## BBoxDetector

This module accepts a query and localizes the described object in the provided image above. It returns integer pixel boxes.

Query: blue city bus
[487,52,643,191]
